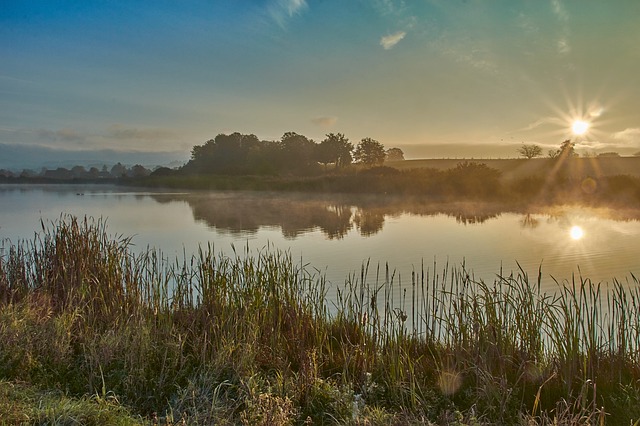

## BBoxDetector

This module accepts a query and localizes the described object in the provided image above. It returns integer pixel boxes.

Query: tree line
[179,132,404,176]
[517,140,638,159]
[0,163,151,181]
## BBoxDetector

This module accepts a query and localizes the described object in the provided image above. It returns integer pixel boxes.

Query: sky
[2,0,640,159]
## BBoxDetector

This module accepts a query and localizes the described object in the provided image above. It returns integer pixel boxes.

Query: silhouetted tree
[110,162,127,177]
[71,165,87,178]
[130,164,150,177]
[150,167,177,177]
[20,169,37,178]
[385,147,405,161]
[187,132,261,174]
[549,139,577,160]
[354,137,386,166]
[246,139,281,175]
[316,133,353,169]
[279,132,317,173]
[517,144,542,159]
[44,167,73,180]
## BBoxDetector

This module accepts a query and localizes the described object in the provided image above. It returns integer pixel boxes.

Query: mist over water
[1,184,639,293]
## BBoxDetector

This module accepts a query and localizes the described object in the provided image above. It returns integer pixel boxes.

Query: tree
[316,133,353,168]
[385,147,405,161]
[130,164,150,177]
[354,137,386,166]
[517,144,542,159]
[279,132,317,172]
[549,139,577,159]
[71,165,87,178]
[110,162,127,177]
[186,132,261,174]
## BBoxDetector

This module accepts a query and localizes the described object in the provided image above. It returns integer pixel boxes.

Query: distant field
[386,157,640,181]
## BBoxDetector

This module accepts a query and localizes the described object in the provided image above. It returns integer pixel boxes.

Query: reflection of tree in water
[451,212,500,225]
[353,208,385,236]
[153,193,356,239]
[319,205,353,239]
[147,193,558,238]
[520,213,539,229]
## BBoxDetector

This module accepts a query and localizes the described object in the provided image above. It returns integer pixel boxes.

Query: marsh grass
[1,215,640,424]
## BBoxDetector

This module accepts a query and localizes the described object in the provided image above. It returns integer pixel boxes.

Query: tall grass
[1,215,640,424]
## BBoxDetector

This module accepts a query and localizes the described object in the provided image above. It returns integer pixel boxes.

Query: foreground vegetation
[2,217,640,424]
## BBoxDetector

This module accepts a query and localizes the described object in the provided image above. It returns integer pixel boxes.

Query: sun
[569,225,584,240]
[571,120,590,135]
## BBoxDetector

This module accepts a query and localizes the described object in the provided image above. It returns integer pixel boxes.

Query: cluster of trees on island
[178,132,404,176]
[1,131,405,182]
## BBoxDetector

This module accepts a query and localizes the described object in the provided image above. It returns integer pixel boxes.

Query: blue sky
[2,0,640,158]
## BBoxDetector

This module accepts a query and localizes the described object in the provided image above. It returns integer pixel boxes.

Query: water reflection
[3,185,640,287]
[569,225,585,240]
[520,214,539,229]
[149,192,640,239]
[149,192,510,239]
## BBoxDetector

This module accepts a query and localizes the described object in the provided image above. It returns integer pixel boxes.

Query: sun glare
[569,225,584,240]
[571,120,590,135]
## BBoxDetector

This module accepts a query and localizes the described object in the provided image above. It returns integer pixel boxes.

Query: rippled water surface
[1,184,639,293]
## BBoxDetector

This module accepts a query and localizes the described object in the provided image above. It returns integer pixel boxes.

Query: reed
[1,215,639,424]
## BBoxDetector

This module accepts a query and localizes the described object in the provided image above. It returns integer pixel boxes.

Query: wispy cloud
[557,38,570,54]
[37,128,85,142]
[515,12,539,35]
[433,37,498,74]
[268,0,308,28]
[374,0,407,16]
[519,116,566,132]
[6,124,179,151]
[0,74,35,84]
[380,31,406,49]
[107,124,175,140]
[551,0,569,22]
[311,116,337,128]
[613,128,640,142]
[550,0,571,56]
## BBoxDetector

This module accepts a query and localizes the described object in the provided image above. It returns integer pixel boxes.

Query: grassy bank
[1,216,640,424]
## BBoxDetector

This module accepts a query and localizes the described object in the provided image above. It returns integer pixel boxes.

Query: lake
[1,184,639,294]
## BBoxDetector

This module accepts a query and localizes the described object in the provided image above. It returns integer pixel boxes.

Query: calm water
[1,184,639,293]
